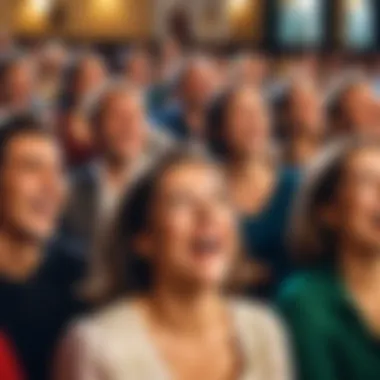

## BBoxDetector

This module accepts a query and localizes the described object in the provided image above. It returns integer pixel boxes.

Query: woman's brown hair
[290,137,380,264]
[83,145,231,305]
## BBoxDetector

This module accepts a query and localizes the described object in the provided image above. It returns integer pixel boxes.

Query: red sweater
[0,332,24,380]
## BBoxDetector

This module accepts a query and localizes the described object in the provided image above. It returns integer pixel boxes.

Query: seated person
[206,85,299,296]
[62,82,172,256]
[275,76,326,169]
[278,138,380,380]
[54,148,292,380]
[0,116,85,380]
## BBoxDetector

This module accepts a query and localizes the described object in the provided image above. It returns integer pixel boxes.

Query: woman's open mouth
[190,236,223,258]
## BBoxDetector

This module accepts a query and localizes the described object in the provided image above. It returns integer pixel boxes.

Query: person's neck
[103,157,134,187]
[287,131,321,166]
[339,242,380,294]
[226,156,276,215]
[146,282,226,337]
[183,103,205,138]
[0,228,43,282]
[227,155,273,181]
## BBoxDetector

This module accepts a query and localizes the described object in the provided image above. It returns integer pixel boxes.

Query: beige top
[54,299,292,380]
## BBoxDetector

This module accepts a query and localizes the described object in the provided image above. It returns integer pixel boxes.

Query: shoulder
[58,299,148,370]
[153,104,182,122]
[69,163,98,189]
[232,298,287,340]
[276,269,337,322]
[67,299,140,345]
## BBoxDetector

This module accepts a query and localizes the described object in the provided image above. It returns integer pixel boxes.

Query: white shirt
[54,299,292,380]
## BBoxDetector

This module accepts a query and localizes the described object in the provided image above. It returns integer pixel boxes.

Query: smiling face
[224,87,271,158]
[341,82,377,135]
[97,90,147,164]
[140,160,238,291]
[0,132,67,242]
[325,146,380,253]
[181,60,218,109]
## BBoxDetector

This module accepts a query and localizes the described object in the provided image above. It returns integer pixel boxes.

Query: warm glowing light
[91,0,121,15]
[227,0,249,15]
[30,0,53,14]
[14,0,54,33]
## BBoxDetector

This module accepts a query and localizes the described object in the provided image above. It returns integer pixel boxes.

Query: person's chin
[24,223,54,243]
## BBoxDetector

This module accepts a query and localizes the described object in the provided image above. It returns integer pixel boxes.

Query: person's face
[5,60,35,108]
[126,53,152,88]
[40,45,67,78]
[224,88,271,157]
[235,56,268,86]
[327,147,380,252]
[288,81,324,136]
[182,62,218,108]
[0,134,67,242]
[142,162,238,290]
[76,57,106,98]
[98,92,147,163]
[342,83,377,135]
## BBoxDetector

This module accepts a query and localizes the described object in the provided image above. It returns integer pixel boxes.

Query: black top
[0,239,86,380]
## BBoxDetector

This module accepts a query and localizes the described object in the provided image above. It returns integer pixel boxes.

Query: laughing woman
[54,148,291,380]
[278,138,380,380]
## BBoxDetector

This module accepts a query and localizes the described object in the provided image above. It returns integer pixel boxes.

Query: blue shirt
[152,104,190,140]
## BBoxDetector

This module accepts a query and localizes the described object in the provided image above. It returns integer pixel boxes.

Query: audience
[0,33,378,380]
[55,148,292,380]
[278,138,380,380]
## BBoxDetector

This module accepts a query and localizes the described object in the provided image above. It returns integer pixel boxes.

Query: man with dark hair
[0,116,85,380]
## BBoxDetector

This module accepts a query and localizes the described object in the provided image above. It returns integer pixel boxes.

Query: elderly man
[62,82,172,253]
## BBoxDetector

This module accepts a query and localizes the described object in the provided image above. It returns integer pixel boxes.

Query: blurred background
[0,0,378,50]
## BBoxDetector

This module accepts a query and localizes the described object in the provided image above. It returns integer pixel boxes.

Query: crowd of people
[0,34,380,380]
